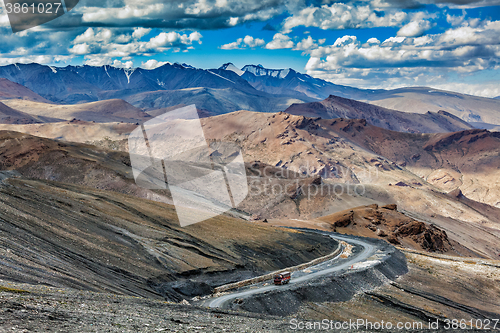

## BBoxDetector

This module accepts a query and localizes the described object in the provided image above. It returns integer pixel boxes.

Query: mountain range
[1,60,500,327]
[1,63,499,129]
[220,63,500,127]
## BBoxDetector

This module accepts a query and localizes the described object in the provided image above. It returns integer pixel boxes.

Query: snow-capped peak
[241,64,291,79]
[219,63,244,76]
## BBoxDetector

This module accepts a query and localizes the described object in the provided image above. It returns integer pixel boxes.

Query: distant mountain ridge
[1,62,500,127]
[0,63,259,104]
[285,95,474,133]
[218,63,500,126]
[0,63,315,116]
[242,64,291,79]
[220,62,371,101]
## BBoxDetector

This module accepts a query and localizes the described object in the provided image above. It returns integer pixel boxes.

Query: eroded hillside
[0,173,337,301]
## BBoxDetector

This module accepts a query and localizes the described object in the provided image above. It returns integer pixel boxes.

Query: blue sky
[0,0,499,97]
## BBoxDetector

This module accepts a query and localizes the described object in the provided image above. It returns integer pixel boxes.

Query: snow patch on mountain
[220,63,244,76]
[242,64,291,79]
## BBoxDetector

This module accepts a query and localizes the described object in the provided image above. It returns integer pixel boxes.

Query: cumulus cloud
[307,19,500,68]
[303,19,500,96]
[397,20,433,37]
[69,43,90,55]
[1,0,497,34]
[294,36,318,50]
[282,3,411,32]
[132,27,151,39]
[140,59,170,69]
[368,0,500,9]
[70,28,203,59]
[265,33,294,49]
[38,0,495,31]
[220,35,265,49]
[243,35,266,48]
[220,40,242,50]
[0,55,72,66]
[49,0,286,30]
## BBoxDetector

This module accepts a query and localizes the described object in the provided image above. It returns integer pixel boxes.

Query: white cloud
[220,39,243,50]
[112,60,134,68]
[70,43,90,55]
[74,28,113,44]
[243,35,265,48]
[140,59,170,69]
[282,3,411,33]
[367,37,381,44]
[82,56,113,67]
[74,0,284,30]
[397,20,433,37]
[302,20,500,97]
[265,33,294,50]
[383,36,406,44]
[220,35,265,49]
[70,28,203,59]
[132,28,151,39]
[446,10,467,27]
[294,36,318,51]
[0,55,72,66]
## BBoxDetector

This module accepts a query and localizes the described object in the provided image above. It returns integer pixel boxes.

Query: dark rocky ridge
[0,173,338,302]
[285,95,473,133]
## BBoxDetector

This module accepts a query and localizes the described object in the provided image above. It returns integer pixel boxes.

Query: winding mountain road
[208,233,378,309]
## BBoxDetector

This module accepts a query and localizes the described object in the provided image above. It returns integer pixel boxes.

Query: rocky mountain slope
[362,87,500,126]
[0,63,312,117]
[0,120,135,145]
[221,63,376,101]
[285,95,473,133]
[194,111,500,259]
[0,102,47,124]
[0,170,338,301]
[318,204,453,253]
[327,118,500,209]
[3,111,497,259]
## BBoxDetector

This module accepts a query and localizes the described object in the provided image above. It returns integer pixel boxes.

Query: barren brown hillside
[285,95,473,133]
[0,173,338,301]
[2,111,500,259]
[324,118,500,208]
[1,99,151,123]
[0,101,59,124]
[198,112,500,258]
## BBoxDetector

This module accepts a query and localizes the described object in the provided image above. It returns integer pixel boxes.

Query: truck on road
[273,271,291,285]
